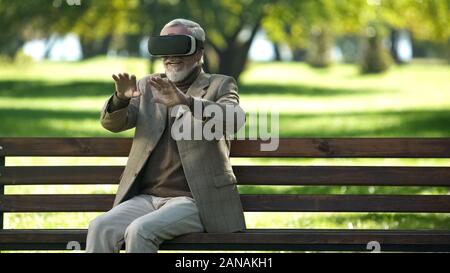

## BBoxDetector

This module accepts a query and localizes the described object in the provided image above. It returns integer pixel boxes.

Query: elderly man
[86,18,246,253]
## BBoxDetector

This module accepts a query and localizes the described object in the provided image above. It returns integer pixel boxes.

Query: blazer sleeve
[99,79,144,133]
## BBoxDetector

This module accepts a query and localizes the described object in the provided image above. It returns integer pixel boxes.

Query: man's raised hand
[148,75,189,107]
[112,73,142,100]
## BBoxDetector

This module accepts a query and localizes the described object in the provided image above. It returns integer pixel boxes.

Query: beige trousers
[85,194,205,253]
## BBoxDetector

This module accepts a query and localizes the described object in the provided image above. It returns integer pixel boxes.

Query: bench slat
[0,229,449,252]
[1,194,450,212]
[0,138,131,157]
[1,137,450,157]
[0,166,123,185]
[2,166,450,186]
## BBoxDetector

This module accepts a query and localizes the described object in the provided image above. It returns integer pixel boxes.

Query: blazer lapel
[174,72,211,119]
[154,102,167,128]
[187,71,210,98]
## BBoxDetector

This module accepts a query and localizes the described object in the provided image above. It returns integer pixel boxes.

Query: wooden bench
[0,137,449,252]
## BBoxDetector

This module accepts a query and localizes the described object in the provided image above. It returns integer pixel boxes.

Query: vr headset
[148,34,204,57]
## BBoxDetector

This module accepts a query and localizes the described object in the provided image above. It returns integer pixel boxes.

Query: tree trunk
[214,22,261,82]
[80,36,112,59]
[43,35,58,59]
[360,26,392,74]
[292,48,307,62]
[307,27,333,68]
[273,42,282,61]
[217,45,248,81]
[125,34,142,57]
[390,29,402,64]
[148,56,156,74]
[0,34,25,60]
[446,39,450,64]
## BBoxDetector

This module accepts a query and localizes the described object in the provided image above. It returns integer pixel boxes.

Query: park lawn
[0,58,449,137]
[1,57,449,244]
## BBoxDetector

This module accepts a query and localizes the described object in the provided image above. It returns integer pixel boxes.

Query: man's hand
[148,75,189,107]
[112,73,142,100]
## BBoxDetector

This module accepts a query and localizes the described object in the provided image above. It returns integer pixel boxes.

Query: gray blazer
[100,71,247,233]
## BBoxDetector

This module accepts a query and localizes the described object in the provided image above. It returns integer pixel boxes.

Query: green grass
[1,58,449,137]
[1,57,449,246]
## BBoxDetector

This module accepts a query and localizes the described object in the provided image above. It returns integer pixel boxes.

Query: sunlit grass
[1,58,449,137]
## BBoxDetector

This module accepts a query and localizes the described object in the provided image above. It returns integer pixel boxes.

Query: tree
[380,0,450,62]
[0,0,69,59]
[62,0,275,79]
[3,0,448,79]
[360,21,392,73]
[63,0,275,79]
[262,0,369,68]
[181,0,274,80]
[263,0,449,71]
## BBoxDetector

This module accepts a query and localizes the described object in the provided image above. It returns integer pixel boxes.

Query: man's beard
[165,61,197,83]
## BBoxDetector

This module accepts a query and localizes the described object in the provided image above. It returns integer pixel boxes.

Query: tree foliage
[1,0,448,77]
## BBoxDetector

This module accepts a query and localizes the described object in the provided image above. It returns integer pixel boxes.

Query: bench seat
[1,137,449,252]
[1,229,449,252]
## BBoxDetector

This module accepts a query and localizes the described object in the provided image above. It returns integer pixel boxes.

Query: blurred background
[0,0,449,251]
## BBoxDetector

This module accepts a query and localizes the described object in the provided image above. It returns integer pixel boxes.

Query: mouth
[165,60,183,65]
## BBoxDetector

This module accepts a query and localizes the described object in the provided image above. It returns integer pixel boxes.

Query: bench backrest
[1,137,450,230]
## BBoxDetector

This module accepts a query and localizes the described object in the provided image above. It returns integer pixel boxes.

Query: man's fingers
[112,74,119,82]
[118,73,125,80]
[148,78,156,88]
[131,90,142,97]
[168,80,177,89]
[154,76,170,88]
[123,73,129,80]
[148,78,163,90]
[130,75,137,89]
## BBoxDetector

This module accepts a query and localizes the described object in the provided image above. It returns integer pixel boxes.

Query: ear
[194,49,204,63]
